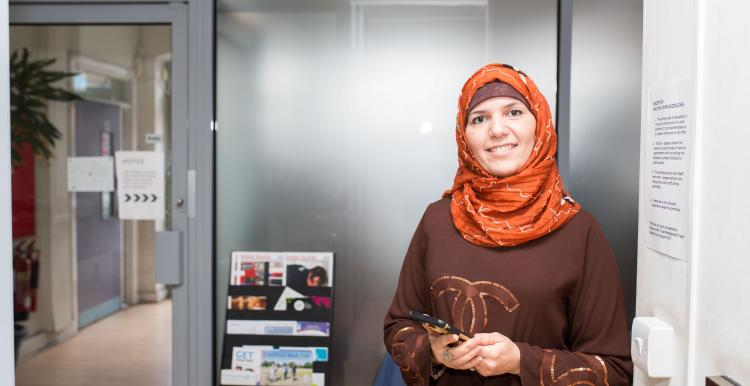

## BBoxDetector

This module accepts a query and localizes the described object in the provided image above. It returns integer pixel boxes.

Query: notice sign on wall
[115,151,165,220]
[646,81,693,260]
[67,156,115,192]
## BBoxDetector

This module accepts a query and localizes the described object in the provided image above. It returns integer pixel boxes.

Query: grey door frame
[9,2,215,386]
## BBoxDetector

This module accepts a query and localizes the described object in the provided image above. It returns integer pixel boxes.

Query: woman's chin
[484,164,520,178]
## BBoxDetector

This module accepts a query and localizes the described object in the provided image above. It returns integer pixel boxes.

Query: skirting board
[17,321,78,361]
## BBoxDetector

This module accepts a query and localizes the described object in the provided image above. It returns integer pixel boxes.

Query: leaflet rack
[220,251,335,386]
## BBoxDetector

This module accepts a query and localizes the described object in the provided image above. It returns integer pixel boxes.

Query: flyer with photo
[284,253,333,290]
[230,253,269,286]
[228,296,267,311]
[223,345,327,385]
[230,252,286,286]
[260,348,314,386]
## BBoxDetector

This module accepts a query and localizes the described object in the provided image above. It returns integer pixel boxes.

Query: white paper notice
[646,81,692,260]
[67,156,115,192]
[115,151,165,220]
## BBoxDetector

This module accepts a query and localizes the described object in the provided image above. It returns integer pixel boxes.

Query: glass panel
[216,1,557,384]
[72,72,127,103]
[10,25,173,386]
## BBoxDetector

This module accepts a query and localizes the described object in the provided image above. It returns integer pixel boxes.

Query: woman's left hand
[471,332,521,377]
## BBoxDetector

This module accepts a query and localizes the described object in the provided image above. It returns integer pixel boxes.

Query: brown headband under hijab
[467,81,531,114]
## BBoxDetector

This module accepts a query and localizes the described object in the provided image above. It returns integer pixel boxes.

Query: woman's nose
[488,118,509,138]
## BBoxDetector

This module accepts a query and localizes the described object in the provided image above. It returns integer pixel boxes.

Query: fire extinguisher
[13,239,39,321]
[27,240,40,313]
[13,240,32,321]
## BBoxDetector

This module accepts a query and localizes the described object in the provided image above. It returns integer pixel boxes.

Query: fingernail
[453,334,458,341]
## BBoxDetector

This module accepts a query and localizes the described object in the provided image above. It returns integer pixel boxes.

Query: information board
[646,81,693,260]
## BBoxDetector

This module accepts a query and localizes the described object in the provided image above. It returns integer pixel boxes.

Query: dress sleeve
[516,217,633,386]
[384,214,434,386]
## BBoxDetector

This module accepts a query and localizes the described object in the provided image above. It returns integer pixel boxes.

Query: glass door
[9,4,192,386]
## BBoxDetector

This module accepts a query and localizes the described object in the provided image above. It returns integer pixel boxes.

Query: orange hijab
[444,63,580,247]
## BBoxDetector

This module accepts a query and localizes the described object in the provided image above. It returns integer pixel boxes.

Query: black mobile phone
[409,310,472,341]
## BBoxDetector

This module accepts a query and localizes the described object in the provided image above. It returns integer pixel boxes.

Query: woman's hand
[471,332,521,377]
[427,332,483,371]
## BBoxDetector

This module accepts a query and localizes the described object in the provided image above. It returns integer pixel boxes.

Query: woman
[383,64,632,385]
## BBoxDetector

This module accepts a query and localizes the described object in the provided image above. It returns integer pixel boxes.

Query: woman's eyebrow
[468,101,521,116]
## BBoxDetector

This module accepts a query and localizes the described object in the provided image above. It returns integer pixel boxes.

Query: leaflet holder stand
[219,251,335,386]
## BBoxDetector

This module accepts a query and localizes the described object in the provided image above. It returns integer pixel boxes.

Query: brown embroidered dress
[384,198,633,385]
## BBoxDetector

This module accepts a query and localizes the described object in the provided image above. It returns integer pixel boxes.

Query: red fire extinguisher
[13,239,39,321]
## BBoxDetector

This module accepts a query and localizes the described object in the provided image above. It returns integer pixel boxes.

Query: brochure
[260,348,314,385]
[284,253,333,290]
[228,296,268,311]
[227,320,330,337]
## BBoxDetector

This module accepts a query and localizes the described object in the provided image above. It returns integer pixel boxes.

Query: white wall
[2,1,17,384]
[637,0,750,385]
[693,0,750,383]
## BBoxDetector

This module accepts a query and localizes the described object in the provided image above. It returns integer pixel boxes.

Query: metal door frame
[8,2,215,386]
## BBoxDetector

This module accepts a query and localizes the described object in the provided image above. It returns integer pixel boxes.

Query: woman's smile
[485,143,517,155]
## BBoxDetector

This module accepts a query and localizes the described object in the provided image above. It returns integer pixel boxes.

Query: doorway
[7,2,199,383]
[9,23,174,386]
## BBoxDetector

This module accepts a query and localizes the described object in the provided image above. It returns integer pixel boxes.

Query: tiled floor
[15,300,171,386]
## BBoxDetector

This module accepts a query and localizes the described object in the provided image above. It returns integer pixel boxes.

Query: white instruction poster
[646,81,693,260]
[115,151,165,220]
[67,156,115,192]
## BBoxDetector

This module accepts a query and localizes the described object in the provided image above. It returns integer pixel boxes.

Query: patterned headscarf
[444,63,580,247]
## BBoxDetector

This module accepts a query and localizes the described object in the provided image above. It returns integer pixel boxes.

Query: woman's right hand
[427,332,483,370]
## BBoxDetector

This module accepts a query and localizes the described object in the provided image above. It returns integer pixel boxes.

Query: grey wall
[565,0,642,320]
[215,1,558,384]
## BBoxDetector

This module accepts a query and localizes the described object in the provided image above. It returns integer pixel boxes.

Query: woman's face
[465,96,537,178]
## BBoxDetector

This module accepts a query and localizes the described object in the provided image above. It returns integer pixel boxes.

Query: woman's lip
[486,144,517,153]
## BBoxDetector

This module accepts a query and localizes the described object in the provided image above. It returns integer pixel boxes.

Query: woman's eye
[508,109,523,117]
[471,115,487,125]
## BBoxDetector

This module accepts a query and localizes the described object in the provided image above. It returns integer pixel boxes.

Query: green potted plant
[10,47,81,166]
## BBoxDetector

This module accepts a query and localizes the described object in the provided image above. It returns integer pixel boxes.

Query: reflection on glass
[72,72,127,103]
[216,1,557,384]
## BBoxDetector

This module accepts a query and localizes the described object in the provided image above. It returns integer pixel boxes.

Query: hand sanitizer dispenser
[631,317,673,378]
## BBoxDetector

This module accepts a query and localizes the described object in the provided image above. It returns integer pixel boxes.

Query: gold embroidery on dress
[540,349,610,386]
[430,275,519,335]
[391,327,426,386]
